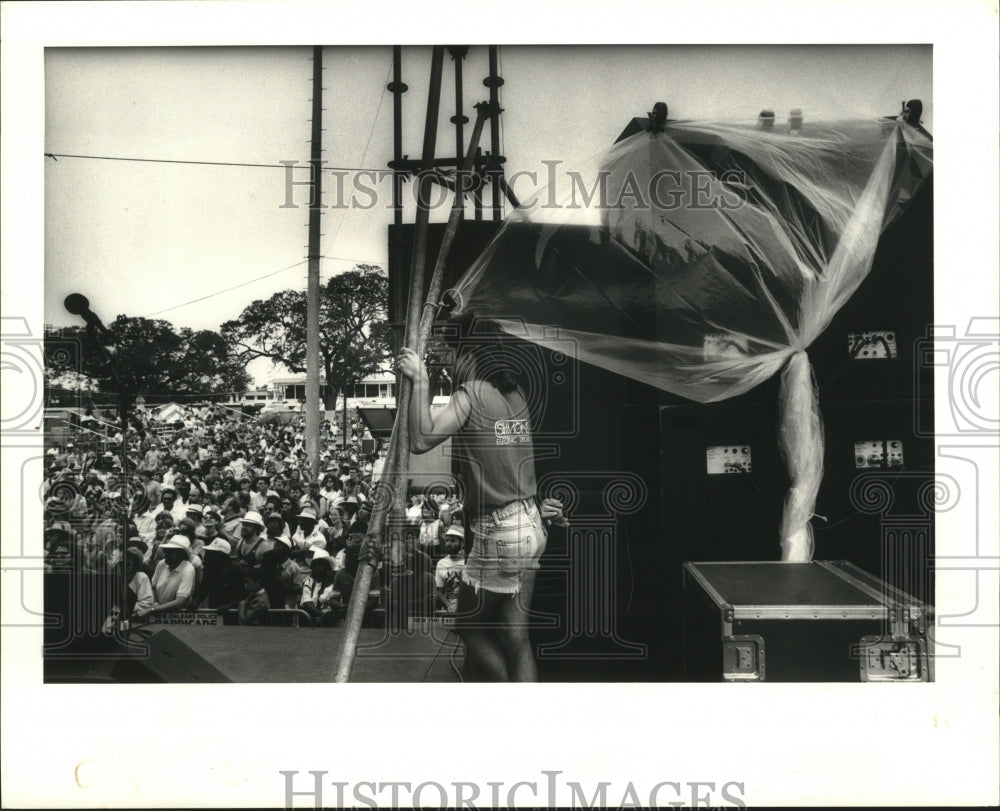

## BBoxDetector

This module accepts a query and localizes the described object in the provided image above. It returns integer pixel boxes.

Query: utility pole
[305,45,323,481]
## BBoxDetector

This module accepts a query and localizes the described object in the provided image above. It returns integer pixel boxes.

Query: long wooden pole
[305,46,324,482]
[333,46,445,682]
[332,99,497,684]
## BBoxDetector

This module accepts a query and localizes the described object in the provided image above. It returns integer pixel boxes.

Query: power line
[320,254,388,266]
[146,255,387,317]
[147,259,310,316]
[44,152,384,173]
[328,55,394,251]
[359,57,394,176]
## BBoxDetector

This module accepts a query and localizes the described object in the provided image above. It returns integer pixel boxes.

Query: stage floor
[45,621,465,683]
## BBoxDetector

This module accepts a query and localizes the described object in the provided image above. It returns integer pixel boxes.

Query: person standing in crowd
[263,511,290,549]
[228,450,248,479]
[397,319,566,682]
[237,475,253,504]
[185,502,205,533]
[138,467,161,508]
[385,525,437,622]
[341,495,360,528]
[194,538,245,610]
[303,479,327,519]
[299,548,338,625]
[435,524,467,614]
[143,444,161,471]
[236,565,272,625]
[125,539,154,578]
[150,534,196,613]
[132,488,159,546]
[320,472,342,514]
[249,477,268,512]
[371,451,386,483]
[268,537,304,609]
[124,547,155,620]
[331,543,379,623]
[173,478,194,511]
[91,500,121,551]
[172,518,205,589]
[43,522,76,572]
[201,507,229,544]
[148,512,175,566]
[417,500,442,559]
[279,493,299,536]
[235,510,272,565]
[323,506,348,555]
[292,507,327,552]
[287,481,306,511]
[221,497,244,539]
[155,487,187,523]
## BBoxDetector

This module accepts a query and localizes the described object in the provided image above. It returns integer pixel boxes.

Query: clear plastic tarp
[449,116,933,559]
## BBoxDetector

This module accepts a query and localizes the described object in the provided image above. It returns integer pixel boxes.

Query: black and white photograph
[2,2,998,808]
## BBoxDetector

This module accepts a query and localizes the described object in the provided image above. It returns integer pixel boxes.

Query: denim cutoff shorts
[462,498,547,595]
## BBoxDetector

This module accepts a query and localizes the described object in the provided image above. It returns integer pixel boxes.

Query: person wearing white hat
[299,547,337,620]
[193,538,245,610]
[267,534,305,608]
[203,537,232,556]
[235,510,273,564]
[291,507,327,552]
[263,511,291,548]
[434,524,467,614]
[150,534,196,613]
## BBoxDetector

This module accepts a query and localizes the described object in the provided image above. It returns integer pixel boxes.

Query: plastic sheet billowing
[448,117,932,560]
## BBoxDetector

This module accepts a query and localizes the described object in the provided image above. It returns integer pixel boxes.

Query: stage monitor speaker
[110,630,232,683]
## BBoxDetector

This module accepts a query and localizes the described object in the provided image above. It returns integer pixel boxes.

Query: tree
[221,264,392,410]
[44,316,251,400]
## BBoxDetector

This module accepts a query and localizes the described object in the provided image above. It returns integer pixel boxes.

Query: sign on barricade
[148,611,221,626]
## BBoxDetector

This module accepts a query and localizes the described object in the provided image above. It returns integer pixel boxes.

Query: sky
[42,44,933,384]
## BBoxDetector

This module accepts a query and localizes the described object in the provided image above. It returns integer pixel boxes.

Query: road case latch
[722,635,765,681]
[857,636,927,682]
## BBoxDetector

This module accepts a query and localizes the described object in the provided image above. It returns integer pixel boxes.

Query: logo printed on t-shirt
[494,418,530,445]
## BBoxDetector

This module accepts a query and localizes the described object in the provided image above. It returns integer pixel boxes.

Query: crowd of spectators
[43,402,466,632]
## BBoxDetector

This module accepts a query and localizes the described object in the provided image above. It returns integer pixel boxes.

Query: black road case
[682,560,933,682]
